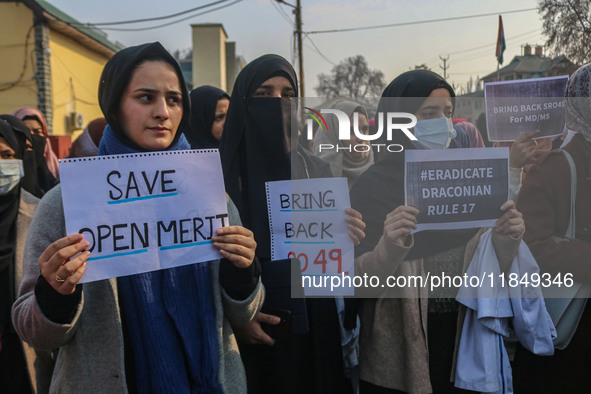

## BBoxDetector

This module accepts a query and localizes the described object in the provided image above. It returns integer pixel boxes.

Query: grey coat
[12,185,264,394]
[15,188,54,394]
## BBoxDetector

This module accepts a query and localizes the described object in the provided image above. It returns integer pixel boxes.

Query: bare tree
[466,76,474,94]
[475,76,481,92]
[539,0,591,65]
[315,55,385,98]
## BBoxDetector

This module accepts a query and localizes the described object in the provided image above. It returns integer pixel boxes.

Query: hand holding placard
[211,225,256,268]
[494,200,525,238]
[38,234,90,294]
[508,130,540,168]
[384,206,419,246]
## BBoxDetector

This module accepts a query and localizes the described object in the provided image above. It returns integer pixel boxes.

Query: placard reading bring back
[59,150,228,283]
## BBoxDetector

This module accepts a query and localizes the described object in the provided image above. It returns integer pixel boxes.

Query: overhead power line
[448,28,541,56]
[81,0,230,26]
[95,0,243,32]
[424,28,542,69]
[270,0,295,27]
[304,34,337,66]
[304,7,537,35]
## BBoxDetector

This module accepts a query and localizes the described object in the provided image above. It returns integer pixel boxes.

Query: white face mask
[413,117,456,149]
[0,159,24,195]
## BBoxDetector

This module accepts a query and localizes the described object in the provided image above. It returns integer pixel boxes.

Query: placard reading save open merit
[405,148,509,232]
[59,150,228,283]
[266,178,354,296]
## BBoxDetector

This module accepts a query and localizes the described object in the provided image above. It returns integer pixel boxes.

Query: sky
[48,0,546,95]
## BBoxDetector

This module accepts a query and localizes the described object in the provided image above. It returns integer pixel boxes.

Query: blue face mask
[0,159,24,195]
[413,117,456,149]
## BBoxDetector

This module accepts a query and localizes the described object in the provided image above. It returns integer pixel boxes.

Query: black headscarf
[220,54,330,258]
[0,115,57,197]
[351,70,476,260]
[0,119,24,335]
[185,86,229,149]
[373,69,455,159]
[98,42,190,152]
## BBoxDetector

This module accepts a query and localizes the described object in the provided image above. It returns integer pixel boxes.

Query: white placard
[266,178,354,296]
[484,76,568,141]
[405,148,509,232]
[59,150,228,283]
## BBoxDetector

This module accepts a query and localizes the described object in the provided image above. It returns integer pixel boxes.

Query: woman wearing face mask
[313,99,374,189]
[11,42,263,393]
[347,70,525,393]
[0,119,45,394]
[12,107,60,181]
[0,115,57,198]
[185,86,230,149]
[220,54,365,393]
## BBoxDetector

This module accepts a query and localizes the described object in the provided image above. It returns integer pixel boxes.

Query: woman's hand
[38,234,91,295]
[212,226,256,268]
[495,200,525,238]
[234,312,280,346]
[345,208,366,245]
[509,130,539,168]
[384,205,419,246]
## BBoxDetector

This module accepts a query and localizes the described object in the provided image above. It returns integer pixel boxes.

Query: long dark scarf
[0,115,57,198]
[185,86,229,149]
[97,41,222,393]
[100,125,222,393]
[0,119,24,338]
[220,54,299,259]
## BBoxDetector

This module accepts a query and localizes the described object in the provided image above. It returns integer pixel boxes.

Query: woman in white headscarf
[513,63,591,393]
[313,99,374,188]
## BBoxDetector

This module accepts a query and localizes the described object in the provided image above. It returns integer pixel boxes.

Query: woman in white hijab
[313,99,374,188]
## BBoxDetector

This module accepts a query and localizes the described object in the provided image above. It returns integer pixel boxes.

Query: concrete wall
[225,41,236,93]
[192,24,227,90]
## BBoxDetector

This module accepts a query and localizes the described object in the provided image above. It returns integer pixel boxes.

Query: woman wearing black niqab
[0,119,37,394]
[185,86,230,149]
[221,54,333,259]
[0,115,57,197]
[220,54,357,393]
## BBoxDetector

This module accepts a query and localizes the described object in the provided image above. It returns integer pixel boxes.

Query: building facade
[0,0,120,153]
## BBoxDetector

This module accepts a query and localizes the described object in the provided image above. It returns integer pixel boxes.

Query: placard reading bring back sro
[59,150,228,283]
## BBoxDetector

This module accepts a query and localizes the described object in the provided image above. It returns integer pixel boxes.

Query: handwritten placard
[266,178,354,296]
[485,76,568,141]
[405,148,509,232]
[59,150,228,283]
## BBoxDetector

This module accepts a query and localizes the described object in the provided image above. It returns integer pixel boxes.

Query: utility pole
[439,55,450,80]
[276,0,304,97]
[295,0,304,97]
